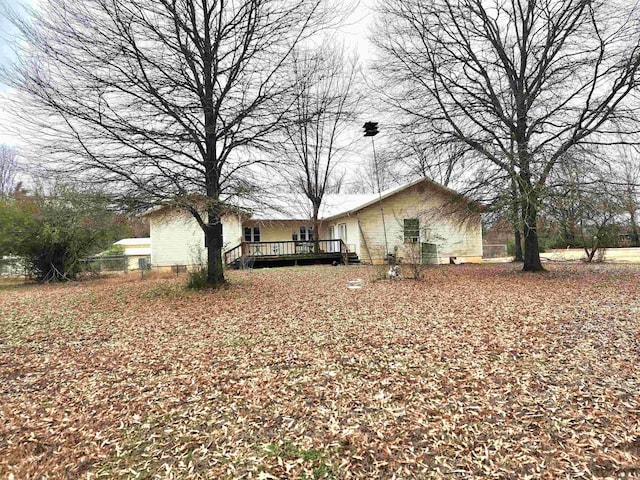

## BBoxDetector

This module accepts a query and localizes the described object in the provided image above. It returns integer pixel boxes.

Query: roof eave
[321,177,483,222]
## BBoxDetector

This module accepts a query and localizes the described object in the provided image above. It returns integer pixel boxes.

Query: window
[299,226,313,241]
[404,218,420,243]
[244,226,260,242]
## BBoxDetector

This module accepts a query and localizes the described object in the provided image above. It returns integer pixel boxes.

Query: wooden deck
[224,240,357,268]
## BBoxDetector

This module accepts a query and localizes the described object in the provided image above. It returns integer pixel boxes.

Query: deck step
[347,253,360,264]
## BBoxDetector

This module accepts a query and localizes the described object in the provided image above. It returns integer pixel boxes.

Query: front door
[328,226,336,252]
[337,223,347,251]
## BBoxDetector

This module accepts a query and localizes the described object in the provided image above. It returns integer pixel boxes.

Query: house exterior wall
[243,220,315,243]
[146,180,482,267]
[328,183,483,264]
[319,217,360,257]
[148,210,242,267]
[125,254,151,270]
[111,239,152,270]
[222,214,243,250]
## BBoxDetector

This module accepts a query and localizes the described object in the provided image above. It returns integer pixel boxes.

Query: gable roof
[321,177,476,221]
[114,237,151,246]
[246,177,475,221]
[244,192,381,221]
[142,177,476,222]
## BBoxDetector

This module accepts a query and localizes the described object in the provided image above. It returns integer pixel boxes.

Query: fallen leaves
[0,263,639,478]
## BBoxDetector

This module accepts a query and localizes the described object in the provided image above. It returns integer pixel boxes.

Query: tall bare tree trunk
[522,200,544,271]
[510,177,523,262]
[206,215,225,285]
[513,229,523,262]
[312,203,321,253]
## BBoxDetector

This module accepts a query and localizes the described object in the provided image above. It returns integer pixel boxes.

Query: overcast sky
[0,0,375,150]
[0,0,36,147]
[0,0,34,89]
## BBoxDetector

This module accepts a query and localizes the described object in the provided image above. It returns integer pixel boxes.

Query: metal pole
[371,136,389,260]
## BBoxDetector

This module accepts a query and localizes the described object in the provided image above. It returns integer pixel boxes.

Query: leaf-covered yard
[1,264,639,479]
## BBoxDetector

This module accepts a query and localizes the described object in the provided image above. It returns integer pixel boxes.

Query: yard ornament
[387,265,400,279]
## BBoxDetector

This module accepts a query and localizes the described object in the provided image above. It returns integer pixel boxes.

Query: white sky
[0,0,376,150]
[0,0,36,146]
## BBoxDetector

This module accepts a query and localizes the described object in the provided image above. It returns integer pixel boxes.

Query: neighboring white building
[112,238,152,270]
[144,177,484,268]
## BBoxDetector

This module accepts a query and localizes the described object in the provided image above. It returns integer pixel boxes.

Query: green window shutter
[404,218,420,242]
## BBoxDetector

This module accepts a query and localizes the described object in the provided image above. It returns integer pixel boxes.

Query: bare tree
[0,145,17,195]
[620,148,640,246]
[345,147,402,194]
[374,0,640,271]
[2,0,345,285]
[544,161,626,262]
[279,44,360,239]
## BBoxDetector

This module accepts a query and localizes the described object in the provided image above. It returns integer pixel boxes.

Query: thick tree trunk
[523,229,544,271]
[312,204,321,253]
[510,162,523,263]
[312,204,320,241]
[517,143,543,271]
[202,12,224,287]
[522,202,544,271]
[206,220,225,286]
[513,229,524,262]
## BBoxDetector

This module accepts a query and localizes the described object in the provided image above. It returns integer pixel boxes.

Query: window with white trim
[299,226,313,241]
[244,226,261,242]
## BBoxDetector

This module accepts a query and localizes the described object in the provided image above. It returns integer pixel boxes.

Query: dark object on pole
[363,122,379,136]
[363,121,389,258]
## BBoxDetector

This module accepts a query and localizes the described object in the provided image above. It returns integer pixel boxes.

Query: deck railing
[224,239,348,266]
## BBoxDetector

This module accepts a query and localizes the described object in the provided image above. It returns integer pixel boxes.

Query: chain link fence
[80,255,128,273]
[483,244,508,259]
[0,256,28,276]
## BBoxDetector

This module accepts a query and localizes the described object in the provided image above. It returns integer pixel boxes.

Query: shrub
[0,185,127,282]
[103,244,126,256]
[186,266,209,290]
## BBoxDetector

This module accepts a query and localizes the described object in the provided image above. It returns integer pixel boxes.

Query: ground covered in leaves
[1,263,639,479]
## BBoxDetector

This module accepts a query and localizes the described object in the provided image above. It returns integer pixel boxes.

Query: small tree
[0,185,128,281]
[0,145,18,195]
[620,149,640,246]
[576,190,623,263]
[400,242,426,280]
[544,162,626,262]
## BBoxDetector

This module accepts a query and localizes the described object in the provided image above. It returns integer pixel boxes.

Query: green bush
[0,185,128,282]
[186,266,209,290]
[103,244,126,256]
